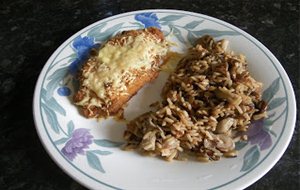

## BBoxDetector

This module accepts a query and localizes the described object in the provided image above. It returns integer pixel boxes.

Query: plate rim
[33,9,297,190]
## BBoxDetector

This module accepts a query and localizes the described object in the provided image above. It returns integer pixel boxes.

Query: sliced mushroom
[216,134,235,152]
[215,39,229,52]
[223,150,238,157]
[140,131,156,151]
[215,87,242,105]
[204,138,214,149]
[252,112,267,120]
[216,117,235,134]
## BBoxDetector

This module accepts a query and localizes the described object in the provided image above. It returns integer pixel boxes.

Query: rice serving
[124,35,267,161]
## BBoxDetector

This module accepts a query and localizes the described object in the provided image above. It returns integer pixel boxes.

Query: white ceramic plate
[33,10,296,190]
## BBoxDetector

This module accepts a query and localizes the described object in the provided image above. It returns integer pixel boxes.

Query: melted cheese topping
[81,32,168,103]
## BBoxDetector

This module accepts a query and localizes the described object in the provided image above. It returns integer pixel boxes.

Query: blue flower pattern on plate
[41,12,288,177]
[134,12,161,28]
[57,86,71,96]
[69,36,96,75]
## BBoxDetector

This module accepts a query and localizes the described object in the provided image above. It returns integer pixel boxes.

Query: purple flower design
[61,128,93,161]
[247,119,272,150]
[134,12,161,29]
[69,36,97,75]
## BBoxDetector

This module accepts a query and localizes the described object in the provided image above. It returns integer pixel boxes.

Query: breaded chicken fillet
[74,27,169,118]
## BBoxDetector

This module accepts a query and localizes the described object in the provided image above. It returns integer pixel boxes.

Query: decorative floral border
[41,12,247,174]
[237,77,287,171]
[37,11,289,189]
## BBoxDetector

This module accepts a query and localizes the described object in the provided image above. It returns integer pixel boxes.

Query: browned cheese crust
[73,27,167,118]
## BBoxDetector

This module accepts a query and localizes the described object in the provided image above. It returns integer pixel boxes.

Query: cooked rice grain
[124,35,267,161]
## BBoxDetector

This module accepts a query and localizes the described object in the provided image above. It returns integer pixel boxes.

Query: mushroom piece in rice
[124,35,267,161]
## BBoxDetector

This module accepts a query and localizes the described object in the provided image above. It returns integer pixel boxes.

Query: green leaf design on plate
[184,20,204,29]
[72,77,79,92]
[172,26,186,44]
[162,30,169,36]
[262,77,280,103]
[45,66,69,99]
[94,139,123,147]
[235,141,248,150]
[45,78,60,99]
[54,137,69,145]
[86,22,107,38]
[187,31,197,45]
[50,53,76,69]
[91,150,113,156]
[263,119,274,126]
[41,88,66,116]
[129,22,144,28]
[86,151,105,173]
[267,97,286,111]
[160,21,170,26]
[264,107,287,126]
[93,23,124,42]
[267,111,276,119]
[104,23,124,34]
[263,126,277,137]
[241,145,260,172]
[47,66,68,80]
[159,15,185,22]
[67,121,75,136]
[41,103,60,134]
[192,29,239,37]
